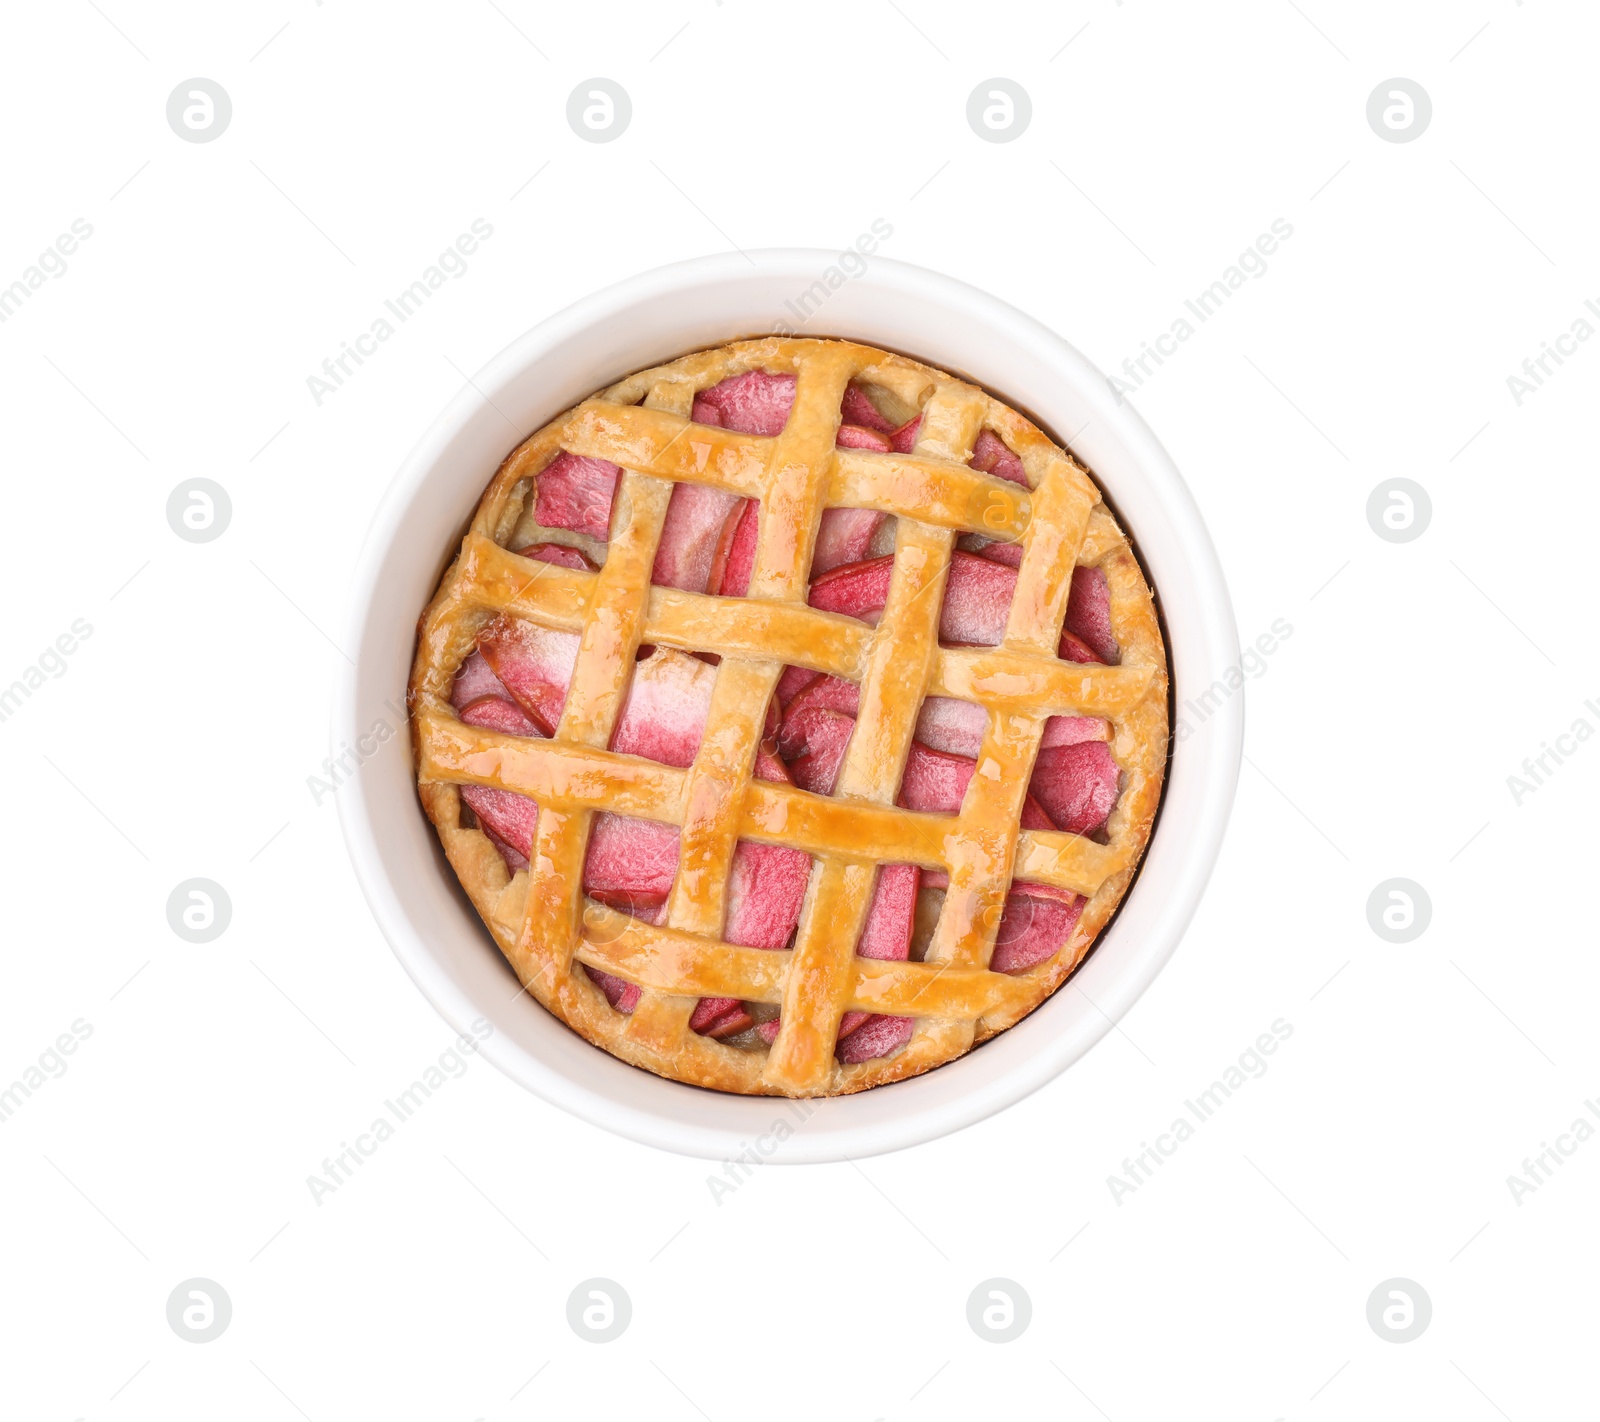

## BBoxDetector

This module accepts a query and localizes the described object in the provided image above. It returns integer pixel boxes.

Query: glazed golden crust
[409,338,1168,1096]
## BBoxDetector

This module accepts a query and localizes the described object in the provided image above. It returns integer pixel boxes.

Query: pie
[409,337,1168,1097]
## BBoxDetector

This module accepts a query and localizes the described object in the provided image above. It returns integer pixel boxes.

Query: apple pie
[409,337,1168,1097]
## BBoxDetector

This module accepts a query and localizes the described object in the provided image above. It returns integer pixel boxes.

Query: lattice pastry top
[410,337,1168,1097]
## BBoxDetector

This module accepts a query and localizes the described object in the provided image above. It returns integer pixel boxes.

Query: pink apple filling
[456,385,1124,1061]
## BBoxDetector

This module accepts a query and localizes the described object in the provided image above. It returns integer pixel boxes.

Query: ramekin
[336,250,1242,1163]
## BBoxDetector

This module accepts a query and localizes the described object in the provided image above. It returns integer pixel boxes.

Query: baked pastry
[409,337,1168,1097]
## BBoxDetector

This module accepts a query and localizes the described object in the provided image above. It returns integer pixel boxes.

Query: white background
[2,1,1596,1418]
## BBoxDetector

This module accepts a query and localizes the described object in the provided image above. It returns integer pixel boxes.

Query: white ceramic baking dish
[336,249,1242,1162]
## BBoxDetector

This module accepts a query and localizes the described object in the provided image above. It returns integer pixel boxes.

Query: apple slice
[807,555,894,626]
[896,741,975,814]
[838,1013,914,1063]
[610,647,716,768]
[475,615,581,737]
[452,651,512,711]
[812,507,887,576]
[936,551,1019,646]
[456,693,539,738]
[708,498,758,597]
[1064,565,1118,664]
[836,424,891,452]
[534,451,621,540]
[584,891,668,924]
[1028,741,1120,837]
[908,695,988,757]
[582,814,682,902]
[513,541,596,572]
[840,385,896,433]
[776,675,860,755]
[1042,716,1112,749]
[586,969,642,1013]
[689,998,753,1038]
[461,783,539,866]
[989,892,1085,974]
[855,863,920,962]
[782,706,857,795]
[969,429,1028,486]
[652,482,745,594]
[695,370,796,435]
[775,665,821,706]
[969,537,1023,568]
[724,840,811,951]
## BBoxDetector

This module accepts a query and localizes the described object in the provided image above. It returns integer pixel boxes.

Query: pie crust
[409,337,1169,1097]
